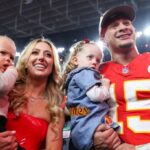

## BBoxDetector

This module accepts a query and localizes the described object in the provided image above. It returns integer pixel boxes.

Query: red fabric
[100,53,150,145]
[6,111,48,150]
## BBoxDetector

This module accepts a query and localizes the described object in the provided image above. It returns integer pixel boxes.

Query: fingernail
[11,130,16,134]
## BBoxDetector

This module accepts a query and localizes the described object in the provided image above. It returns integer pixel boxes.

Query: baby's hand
[101,78,110,88]
[7,65,16,70]
[7,66,18,77]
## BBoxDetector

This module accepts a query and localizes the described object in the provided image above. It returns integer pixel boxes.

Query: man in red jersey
[92,5,150,150]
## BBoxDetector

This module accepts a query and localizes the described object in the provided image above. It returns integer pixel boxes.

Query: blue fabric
[65,67,118,150]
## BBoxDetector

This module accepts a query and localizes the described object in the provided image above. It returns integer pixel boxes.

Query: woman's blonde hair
[62,40,97,91]
[9,37,64,125]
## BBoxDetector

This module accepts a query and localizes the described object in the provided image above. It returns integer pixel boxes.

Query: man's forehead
[104,15,131,28]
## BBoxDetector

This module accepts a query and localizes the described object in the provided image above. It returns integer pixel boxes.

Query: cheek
[26,55,33,65]
[0,56,5,61]
[0,57,3,63]
[25,58,34,71]
[132,31,136,39]
[104,36,111,46]
[78,59,88,67]
[0,63,3,70]
[48,58,54,66]
[25,60,32,68]
[47,59,54,70]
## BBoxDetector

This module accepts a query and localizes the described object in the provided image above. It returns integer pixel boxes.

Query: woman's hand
[92,124,121,150]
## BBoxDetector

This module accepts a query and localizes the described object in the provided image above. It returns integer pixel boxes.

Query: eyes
[87,55,100,63]
[0,50,14,61]
[31,49,53,58]
[109,20,131,29]
[87,55,94,60]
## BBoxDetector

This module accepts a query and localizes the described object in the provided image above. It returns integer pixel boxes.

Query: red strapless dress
[6,112,49,150]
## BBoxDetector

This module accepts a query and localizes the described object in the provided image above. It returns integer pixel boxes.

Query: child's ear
[73,56,78,65]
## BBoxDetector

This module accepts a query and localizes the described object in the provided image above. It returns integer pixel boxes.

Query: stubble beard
[119,42,133,49]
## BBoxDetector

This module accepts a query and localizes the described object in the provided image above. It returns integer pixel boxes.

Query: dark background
[0,0,150,62]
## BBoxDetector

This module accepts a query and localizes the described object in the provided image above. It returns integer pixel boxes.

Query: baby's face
[76,43,102,71]
[0,38,16,72]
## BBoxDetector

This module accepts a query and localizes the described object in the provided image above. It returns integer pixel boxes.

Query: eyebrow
[0,48,8,51]
[32,48,40,51]
[32,48,53,53]
[0,49,15,58]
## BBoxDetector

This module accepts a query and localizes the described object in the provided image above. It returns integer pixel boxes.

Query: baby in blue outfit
[62,40,119,150]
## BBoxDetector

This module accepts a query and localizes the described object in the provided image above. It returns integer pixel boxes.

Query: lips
[34,63,47,70]
[2,64,9,71]
[91,65,96,69]
[116,30,133,39]
[117,33,131,39]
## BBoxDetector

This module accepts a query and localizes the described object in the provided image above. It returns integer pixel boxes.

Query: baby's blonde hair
[62,40,97,91]
[0,35,16,52]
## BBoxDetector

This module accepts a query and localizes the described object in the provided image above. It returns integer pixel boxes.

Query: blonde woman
[6,38,64,150]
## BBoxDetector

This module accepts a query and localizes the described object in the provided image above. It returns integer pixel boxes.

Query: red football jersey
[100,53,150,145]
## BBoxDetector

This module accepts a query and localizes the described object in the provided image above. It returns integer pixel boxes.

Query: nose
[37,53,44,61]
[4,55,12,64]
[91,59,97,67]
[118,23,128,32]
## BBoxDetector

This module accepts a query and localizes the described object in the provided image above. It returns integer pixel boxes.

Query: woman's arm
[45,115,64,150]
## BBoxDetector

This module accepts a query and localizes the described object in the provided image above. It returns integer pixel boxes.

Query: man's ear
[100,36,104,41]
[100,36,108,48]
